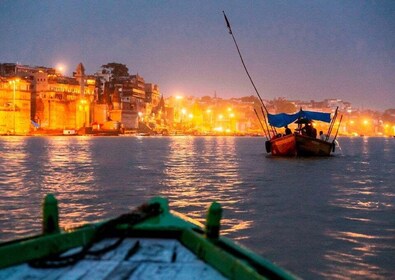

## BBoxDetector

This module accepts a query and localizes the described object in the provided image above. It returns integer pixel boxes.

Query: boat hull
[295,134,333,156]
[269,134,297,156]
[268,134,333,156]
[0,195,298,280]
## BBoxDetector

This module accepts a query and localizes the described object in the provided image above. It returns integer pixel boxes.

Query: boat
[222,13,341,157]
[0,194,298,279]
[78,121,122,136]
[63,129,77,136]
[265,109,337,157]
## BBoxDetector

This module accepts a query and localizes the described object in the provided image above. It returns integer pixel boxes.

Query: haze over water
[0,136,394,279]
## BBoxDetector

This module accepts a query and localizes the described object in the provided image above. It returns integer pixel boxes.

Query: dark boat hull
[268,134,333,156]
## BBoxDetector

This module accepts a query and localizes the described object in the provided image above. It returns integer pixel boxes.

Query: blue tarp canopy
[268,110,331,128]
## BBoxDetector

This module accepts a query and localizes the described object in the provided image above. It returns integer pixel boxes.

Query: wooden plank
[57,260,119,280]
[173,242,200,263]
[100,238,140,261]
[102,262,140,280]
[0,238,225,279]
[127,239,177,263]
[129,263,227,280]
[0,264,66,280]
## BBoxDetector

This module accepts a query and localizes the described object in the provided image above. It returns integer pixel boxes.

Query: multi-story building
[0,77,32,135]
[0,62,164,134]
[108,74,153,131]
[33,63,96,130]
[0,62,96,133]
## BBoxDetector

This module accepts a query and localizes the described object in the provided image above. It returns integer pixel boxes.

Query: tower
[74,63,85,95]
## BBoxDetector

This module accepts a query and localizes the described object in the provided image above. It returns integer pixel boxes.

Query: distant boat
[222,12,341,157]
[265,109,336,157]
[0,194,298,280]
[78,121,122,136]
[63,129,77,136]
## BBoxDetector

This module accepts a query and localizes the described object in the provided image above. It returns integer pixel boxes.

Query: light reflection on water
[159,136,250,234]
[324,137,395,280]
[0,136,394,279]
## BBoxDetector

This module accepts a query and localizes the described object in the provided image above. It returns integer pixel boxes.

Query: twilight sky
[1,1,394,110]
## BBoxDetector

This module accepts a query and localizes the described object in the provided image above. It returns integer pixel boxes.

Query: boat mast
[254,108,269,139]
[223,11,269,114]
[326,107,338,141]
[332,114,343,143]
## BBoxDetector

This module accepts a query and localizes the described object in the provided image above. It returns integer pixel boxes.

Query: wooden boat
[63,129,78,136]
[268,133,334,156]
[78,121,122,136]
[0,194,298,279]
[265,109,338,157]
[222,14,341,157]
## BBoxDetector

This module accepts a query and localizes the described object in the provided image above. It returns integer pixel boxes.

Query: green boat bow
[0,194,299,280]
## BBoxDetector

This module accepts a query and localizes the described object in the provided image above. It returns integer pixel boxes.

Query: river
[0,136,394,279]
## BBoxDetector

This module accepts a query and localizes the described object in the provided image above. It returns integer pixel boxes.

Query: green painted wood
[0,196,299,279]
[42,194,60,234]
[0,226,97,269]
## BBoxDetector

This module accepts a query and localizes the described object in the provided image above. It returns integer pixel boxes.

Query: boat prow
[0,194,299,280]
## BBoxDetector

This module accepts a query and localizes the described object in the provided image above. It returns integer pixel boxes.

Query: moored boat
[63,129,77,136]
[266,109,337,157]
[0,194,298,279]
[269,133,334,157]
[223,13,341,157]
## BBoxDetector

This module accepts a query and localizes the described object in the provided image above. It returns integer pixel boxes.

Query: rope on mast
[223,11,269,114]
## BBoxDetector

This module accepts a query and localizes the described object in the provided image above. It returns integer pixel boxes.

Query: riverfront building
[0,63,392,136]
[0,76,32,135]
[0,63,162,135]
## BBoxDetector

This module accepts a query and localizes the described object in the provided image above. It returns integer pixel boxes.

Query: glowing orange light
[56,64,66,75]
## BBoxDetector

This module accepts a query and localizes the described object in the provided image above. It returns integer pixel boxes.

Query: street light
[8,79,20,134]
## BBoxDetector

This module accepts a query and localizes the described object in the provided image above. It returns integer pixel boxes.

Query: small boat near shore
[63,129,78,136]
[0,194,298,279]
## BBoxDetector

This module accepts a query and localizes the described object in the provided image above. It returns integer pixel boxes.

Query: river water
[0,136,394,279]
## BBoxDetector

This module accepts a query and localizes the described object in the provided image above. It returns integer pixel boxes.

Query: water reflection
[160,136,253,236]
[0,136,104,239]
[41,137,107,229]
[325,137,395,279]
[0,137,39,238]
[1,136,394,279]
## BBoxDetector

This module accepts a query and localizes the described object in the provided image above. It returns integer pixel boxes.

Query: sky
[1,0,394,111]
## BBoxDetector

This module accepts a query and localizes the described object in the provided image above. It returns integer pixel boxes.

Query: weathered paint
[0,195,299,280]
